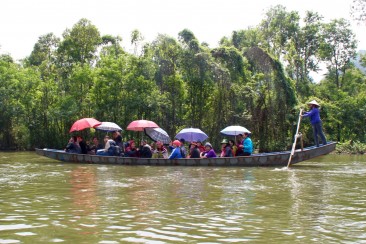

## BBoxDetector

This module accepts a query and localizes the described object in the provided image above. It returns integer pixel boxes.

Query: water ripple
[1,153,366,243]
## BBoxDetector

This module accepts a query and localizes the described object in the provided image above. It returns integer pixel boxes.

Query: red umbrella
[126,120,159,131]
[69,118,101,133]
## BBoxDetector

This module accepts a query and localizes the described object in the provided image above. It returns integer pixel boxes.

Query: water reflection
[70,166,99,215]
[69,166,101,238]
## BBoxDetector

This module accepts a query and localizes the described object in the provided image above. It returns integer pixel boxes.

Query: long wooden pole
[287,108,303,168]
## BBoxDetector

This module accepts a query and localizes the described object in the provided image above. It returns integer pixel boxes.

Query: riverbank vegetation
[1,5,365,152]
[336,141,366,154]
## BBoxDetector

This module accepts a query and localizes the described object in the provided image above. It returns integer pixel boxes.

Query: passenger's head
[229,140,235,146]
[92,136,99,144]
[191,141,197,148]
[204,142,213,151]
[104,135,110,142]
[172,140,181,148]
[179,138,185,145]
[112,131,121,138]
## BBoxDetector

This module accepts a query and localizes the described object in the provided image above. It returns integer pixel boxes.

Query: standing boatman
[302,100,327,147]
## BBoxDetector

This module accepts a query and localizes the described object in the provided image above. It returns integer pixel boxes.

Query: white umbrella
[95,122,122,132]
[220,125,251,136]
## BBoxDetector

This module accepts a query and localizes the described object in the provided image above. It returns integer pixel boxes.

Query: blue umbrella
[175,128,208,142]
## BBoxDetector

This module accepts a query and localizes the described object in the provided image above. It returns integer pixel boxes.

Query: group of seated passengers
[217,133,254,157]
[168,138,216,159]
[65,133,115,155]
[95,131,125,156]
[65,132,253,158]
[65,135,90,154]
[184,132,253,158]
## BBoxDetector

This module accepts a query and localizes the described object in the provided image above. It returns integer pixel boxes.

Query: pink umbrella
[69,118,101,133]
[126,120,159,131]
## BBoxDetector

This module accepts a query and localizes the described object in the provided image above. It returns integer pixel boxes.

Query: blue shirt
[303,108,321,125]
[168,147,183,159]
[243,137,253,154]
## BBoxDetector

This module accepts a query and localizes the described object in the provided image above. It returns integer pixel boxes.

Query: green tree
[210,47,248,142]
[285,11,323,97]
[244,47,297,151]
[226,27,263,50]
[178,29,214,128]
[27,33,60,66]
[319,18,357,88]
[92,52,130,127]
[313,67,366,142]
[0,55,42,149]
[259,5,300,58]
[131,29,144,56]
[151,34,186,135]
[100,35,124,58]
[57,18,102,65]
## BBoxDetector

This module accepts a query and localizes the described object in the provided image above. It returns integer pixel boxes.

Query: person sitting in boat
[179,138,187,158]
[65,136,81,154]
[235,136,244,156]
[125,140,139,157]
[168,140,183,159]
[229,139,237,156]
[77,136,88,154]
[87,136,103,155]
[97,136,119,156]
[220,139,233,157]
[112,131,125,156]
[238,132,253,156]
[139,140,153,158]
[200,142,217,158]
[188,142,201,158]
[153,141,168,159]
[196,140,205,153]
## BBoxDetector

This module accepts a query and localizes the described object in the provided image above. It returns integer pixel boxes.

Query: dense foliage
[0,5,365,152]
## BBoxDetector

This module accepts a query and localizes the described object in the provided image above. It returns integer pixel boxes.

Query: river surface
[0,152,365,243]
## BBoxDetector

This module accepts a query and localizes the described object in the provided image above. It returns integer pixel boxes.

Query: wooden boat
[35,141,336,167]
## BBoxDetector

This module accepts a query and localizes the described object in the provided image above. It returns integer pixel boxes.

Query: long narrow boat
[35,141,336,167]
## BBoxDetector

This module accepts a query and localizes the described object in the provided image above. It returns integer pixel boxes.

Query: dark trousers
[312,122,327,147]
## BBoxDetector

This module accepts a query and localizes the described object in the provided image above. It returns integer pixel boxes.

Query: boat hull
[35,142,336,167]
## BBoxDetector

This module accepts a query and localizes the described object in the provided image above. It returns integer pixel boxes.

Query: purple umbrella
[175,128,208,142]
